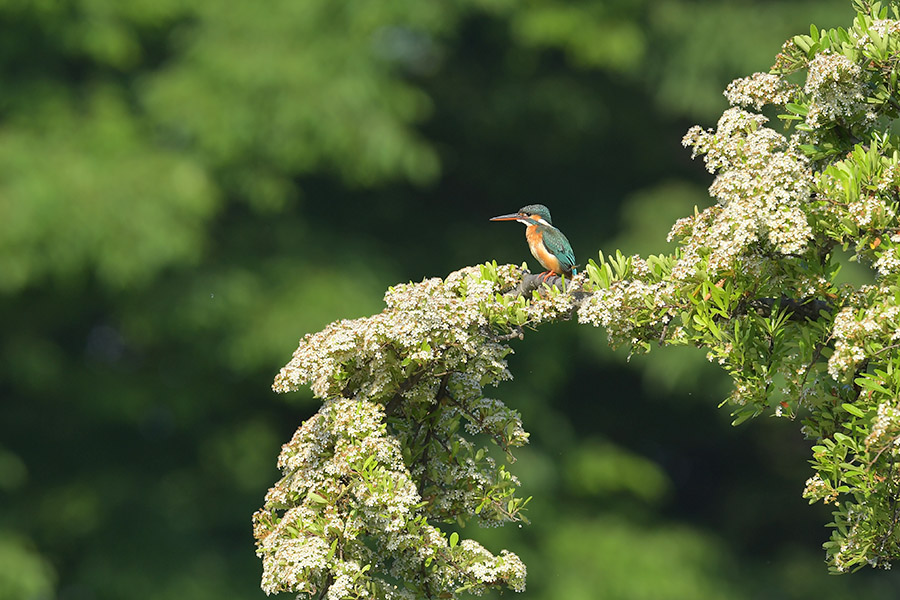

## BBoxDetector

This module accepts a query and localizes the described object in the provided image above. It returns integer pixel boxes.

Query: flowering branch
[256,3,900,595]
[256,264,557,599]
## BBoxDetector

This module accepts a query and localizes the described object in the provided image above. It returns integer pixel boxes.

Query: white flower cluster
[456,540,526,592]
[678,108,813,276]
[804,52,866,129]
[260,265,544,598]
[326,561,369,600]
[256,398,423,596]
[724,72,798,110]
[828,290,900,380]
[258,536,329,595]
[855,19,900,50]
[802,473,838,505]
[577,277,675,347]
[873,244,900,276]
[522,272,587,323]
[842,193,896,229]
[273,266,523,399]
[865,400,900,451]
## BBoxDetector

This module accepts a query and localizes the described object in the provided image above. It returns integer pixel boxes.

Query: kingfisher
[490,204,577,278]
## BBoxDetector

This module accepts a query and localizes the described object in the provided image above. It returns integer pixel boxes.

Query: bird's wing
[542,227,577,272]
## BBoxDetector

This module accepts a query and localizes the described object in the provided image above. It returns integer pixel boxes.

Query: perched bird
[490,204,576,277]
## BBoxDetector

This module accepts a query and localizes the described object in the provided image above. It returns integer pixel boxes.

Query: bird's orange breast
[525,225,562,273]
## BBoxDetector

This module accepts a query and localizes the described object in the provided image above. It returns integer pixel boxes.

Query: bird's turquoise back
[540,225,576,274]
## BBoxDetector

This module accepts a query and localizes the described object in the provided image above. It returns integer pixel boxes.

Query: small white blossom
[804,52,866,128]
[873,246,900,276]
[678,108,813,277]
[865,401,900,450]
[260,265,541,598]
[725,72,798,109]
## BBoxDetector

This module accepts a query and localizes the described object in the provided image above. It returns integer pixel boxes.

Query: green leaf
[307,491,327,504]
[833,432,852,444]
[449,532,459,548]
[793,34,812,52]
[326,538,339,560]
[841,403,865,418]
[786,102,809,116]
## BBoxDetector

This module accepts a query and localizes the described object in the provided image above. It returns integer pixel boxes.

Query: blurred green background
[3,0,900,598]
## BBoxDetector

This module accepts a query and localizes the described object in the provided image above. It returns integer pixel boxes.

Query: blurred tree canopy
[2,0,900,599]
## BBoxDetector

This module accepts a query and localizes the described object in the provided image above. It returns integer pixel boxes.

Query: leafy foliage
[586,0,900,573]
[258,265,574,597]
[263,3,900,594]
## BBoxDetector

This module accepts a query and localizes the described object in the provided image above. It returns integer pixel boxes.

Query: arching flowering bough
[256,265,572,598]
[256,2,900,595]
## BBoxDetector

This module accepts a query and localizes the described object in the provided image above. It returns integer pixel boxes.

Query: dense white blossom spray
[257,3,900,595]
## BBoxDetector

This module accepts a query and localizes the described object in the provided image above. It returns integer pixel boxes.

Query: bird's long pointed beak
[489,213,522,222]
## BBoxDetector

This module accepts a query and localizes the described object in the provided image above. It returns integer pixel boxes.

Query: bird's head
[490,204,553,226]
